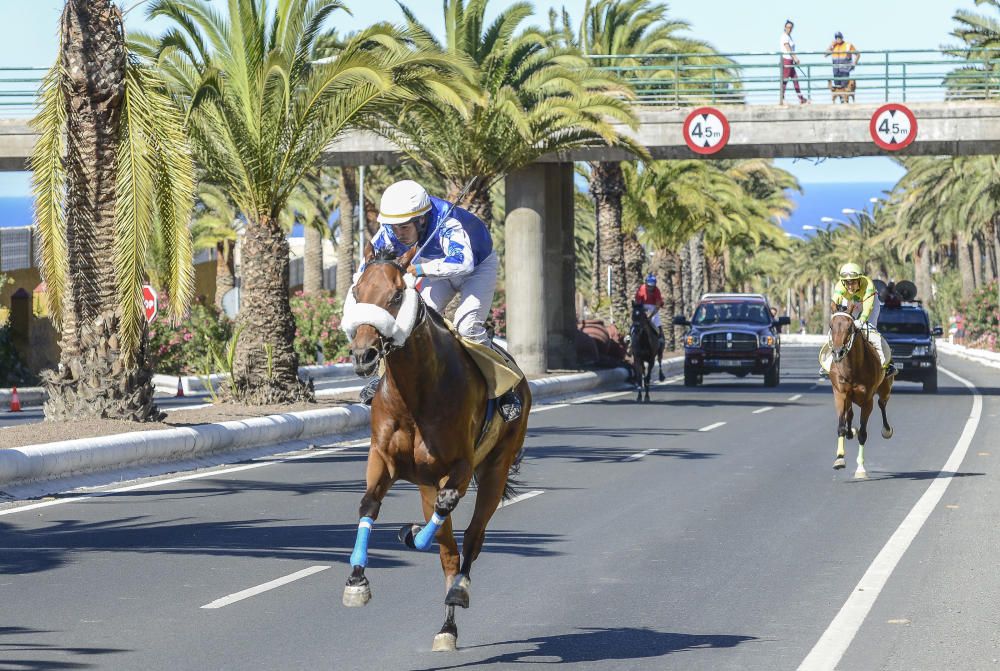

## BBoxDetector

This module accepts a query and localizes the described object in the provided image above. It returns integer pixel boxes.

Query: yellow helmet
[839,262,863,280]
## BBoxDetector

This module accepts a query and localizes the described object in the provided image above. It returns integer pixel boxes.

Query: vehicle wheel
[684,363,700,387]
[764,362,780,387]
[922,372,938,393]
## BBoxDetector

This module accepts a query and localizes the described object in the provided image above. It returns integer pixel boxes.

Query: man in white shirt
[780,20,809,105]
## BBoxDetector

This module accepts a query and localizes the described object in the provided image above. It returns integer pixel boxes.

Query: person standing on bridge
[825,31,859,90]
[780,20,810,105]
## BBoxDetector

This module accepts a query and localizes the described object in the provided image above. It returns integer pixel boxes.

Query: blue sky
[0,0,980,195]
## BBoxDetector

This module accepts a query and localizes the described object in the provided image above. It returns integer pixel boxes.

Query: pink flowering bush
[488,288,506,338]
[290,290,349,364]
[148,298,233,375]
[957,281,1000,351]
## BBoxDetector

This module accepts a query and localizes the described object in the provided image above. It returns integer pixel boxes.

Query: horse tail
[472,445,523,502]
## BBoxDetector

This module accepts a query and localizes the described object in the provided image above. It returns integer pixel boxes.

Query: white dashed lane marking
[752,406,774,414]
[788,394,803,401]
[624,448,657,462]
[698,422,726,432]
[201,566,331,609]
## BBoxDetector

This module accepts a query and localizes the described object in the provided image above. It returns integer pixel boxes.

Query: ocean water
[0,181,901,237]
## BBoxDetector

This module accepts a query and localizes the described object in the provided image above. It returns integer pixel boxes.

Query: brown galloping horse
[828,311,893,477]
[341,243,531,651]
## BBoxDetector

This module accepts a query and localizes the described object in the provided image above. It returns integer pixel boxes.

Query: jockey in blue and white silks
[366,180,497,344]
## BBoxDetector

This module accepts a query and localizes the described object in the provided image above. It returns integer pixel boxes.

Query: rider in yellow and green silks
[829,262,897,377]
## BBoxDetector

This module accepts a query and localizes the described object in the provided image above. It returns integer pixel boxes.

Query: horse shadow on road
[522,443,717,464]
[0,625,129,669]
[405,626,755,670]
[844,469,984,483]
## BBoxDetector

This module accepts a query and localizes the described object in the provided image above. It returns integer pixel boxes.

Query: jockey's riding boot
[884,362,898,378]
[498,389,522,422]
[657,327,665,351]
[359,376,381,405]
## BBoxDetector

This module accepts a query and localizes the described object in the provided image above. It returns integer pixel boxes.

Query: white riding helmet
[377,180,432,225]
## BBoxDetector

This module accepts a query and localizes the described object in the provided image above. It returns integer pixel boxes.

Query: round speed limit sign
[683,107,730,155]
[869,103,917,151]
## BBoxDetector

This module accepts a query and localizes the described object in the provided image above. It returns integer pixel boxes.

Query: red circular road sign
[869,103,917,151]
[142,284,158,323]
[683,107,731,155]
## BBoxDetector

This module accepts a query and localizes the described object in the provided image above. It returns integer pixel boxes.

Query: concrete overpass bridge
[4,48,1000,374]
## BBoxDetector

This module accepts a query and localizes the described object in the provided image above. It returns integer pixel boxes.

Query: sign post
[869,103,917,151]
[682,107,731,155]
[142,284,158,324]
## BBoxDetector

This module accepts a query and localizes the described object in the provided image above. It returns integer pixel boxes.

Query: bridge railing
[0,67,45,119]
[590,49,1000,106]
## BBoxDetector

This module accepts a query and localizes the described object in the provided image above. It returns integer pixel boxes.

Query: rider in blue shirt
[357,180,519,419]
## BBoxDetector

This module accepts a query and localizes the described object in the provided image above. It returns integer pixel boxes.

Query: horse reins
[828,312,858,362]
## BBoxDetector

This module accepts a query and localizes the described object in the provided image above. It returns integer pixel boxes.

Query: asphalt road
[1,346,998,670]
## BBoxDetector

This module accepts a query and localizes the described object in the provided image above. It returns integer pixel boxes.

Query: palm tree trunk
[214,240,235,310]
[688,231,706,307]
[303,224,324,294]
[972,233,984,288]
[679,241,692,318]
[448,179,493,228]
[957,232,976,298]
[822,280,831,332]
[589,162,628,325]
[43,0,161,422]
[914,242,933,307]
[232,215,310,403]
[336,167,358,300]
[623,231,645,297]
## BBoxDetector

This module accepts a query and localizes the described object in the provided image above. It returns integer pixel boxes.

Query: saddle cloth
[442,319,524,399]
[819,334,890,374]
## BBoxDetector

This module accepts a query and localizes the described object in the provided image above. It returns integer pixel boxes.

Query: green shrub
[149,298,233,375]
[957,280,999,351]
[291,290,349,364]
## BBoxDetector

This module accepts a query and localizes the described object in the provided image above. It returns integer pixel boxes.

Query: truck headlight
[685,334,701,347]
[912,345,929,356]
[758,334,776,347]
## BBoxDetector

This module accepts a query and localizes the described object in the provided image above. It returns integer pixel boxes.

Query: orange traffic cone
[176,377,185,398]
[9,386,22,412]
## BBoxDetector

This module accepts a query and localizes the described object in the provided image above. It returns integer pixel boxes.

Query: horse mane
[371,246,401,264]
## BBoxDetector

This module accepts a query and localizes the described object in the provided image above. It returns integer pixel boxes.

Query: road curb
[151,363,356,396]
[0,365,652,491]
[938,341,1000,369]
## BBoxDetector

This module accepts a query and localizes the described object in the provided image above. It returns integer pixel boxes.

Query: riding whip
[411,176,480,261]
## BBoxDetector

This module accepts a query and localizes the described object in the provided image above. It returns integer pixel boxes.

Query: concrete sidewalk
[1,362,679,497]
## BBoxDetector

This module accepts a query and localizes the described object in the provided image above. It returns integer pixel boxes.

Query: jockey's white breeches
[419,252,498,344]
[643,304,662,329]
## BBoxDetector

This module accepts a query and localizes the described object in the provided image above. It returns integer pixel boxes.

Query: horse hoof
[846,428,854,440]
[644,394,650,403]
[398,523,421,549]
[445,574,471,608]
[833,457,846,470]
[659,372,666,382]
[855,467,868,479]
[882,427,893,439]
[343,581,372,607]
[432,632,457,652]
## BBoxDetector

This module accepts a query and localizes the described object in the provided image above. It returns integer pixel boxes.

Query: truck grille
[702,332,757,352]
[889,343,915,359]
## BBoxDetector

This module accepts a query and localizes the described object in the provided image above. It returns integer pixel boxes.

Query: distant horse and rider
[340,181,530,652]
[630,273,667,402]
[821,263,895,477]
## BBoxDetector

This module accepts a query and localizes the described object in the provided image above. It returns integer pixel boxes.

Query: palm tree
[148,0,471,403]
[31,0,194,421]
[554,0,729,325]
[382,0,642,225]
[945,0,1000,99]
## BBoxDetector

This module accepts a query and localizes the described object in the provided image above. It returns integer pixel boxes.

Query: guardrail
[4,49,999,117]
[590,48,1000,106]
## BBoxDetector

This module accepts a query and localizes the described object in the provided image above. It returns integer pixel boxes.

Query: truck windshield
[877,310,929,335]
[692,302,771,325]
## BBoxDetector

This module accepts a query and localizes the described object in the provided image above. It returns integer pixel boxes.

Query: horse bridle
[828,312,857,362]
[346,259,425,368]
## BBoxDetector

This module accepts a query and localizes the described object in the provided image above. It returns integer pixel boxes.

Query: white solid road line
[788,394,803,401]
[752,406,774,414]
[698,421,726,432]
[497,489,544,509]
[798,366,983,671]
[201,565,331,609]
[624,448,657,462]
[164,403,214,413]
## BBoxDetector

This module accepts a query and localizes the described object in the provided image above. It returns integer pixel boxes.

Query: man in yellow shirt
[825,32,859,89]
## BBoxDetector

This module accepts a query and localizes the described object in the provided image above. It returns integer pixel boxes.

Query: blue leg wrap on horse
[350,517,374,567]
[413,512,446,551]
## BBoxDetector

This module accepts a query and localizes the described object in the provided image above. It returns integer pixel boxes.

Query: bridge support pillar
[505,163,576,375]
